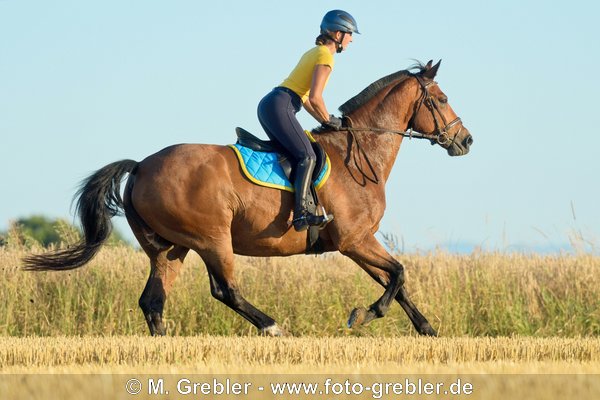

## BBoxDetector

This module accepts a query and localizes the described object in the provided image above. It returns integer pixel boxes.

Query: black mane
[338,62,428,116]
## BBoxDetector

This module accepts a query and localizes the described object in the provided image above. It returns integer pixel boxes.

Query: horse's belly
[230,217,310,256]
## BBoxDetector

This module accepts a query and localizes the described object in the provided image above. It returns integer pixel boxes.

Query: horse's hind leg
[125,179,189,336]
[126,215,187,335]
[137,244,189,336]
[197,243,285,336]
[352,258,437,336]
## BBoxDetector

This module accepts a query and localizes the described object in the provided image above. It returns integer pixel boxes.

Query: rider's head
[316,10,360,53]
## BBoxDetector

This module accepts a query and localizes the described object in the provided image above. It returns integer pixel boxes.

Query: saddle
[234,127,328,185]
[232,127,329,254]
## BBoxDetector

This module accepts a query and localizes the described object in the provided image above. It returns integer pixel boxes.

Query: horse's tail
[22,159,139,271]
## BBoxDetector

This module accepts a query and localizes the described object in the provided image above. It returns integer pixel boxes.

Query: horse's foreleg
[341,235,405,328]
[139,245,189,336]
[352,258,437,336]
[199,245,286,336]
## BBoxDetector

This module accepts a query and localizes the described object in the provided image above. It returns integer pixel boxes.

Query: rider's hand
[322,115,343,131]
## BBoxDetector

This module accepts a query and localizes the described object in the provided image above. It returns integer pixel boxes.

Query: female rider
[257,10,359,232]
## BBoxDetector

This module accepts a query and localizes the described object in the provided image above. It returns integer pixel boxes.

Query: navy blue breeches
[257,87,316,163]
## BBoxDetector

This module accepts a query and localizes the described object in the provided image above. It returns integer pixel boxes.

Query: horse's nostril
[465,135,473,147]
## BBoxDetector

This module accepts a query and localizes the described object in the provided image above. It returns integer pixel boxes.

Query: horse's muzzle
[447,129,473,157]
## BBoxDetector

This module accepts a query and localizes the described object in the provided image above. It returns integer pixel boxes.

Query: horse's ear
[425,60,433,69]
[423,59,441,79]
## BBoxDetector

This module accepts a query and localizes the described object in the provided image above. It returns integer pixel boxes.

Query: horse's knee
[392,262,405,285]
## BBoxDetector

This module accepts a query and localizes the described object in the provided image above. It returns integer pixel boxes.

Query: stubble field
[0,243,599,399]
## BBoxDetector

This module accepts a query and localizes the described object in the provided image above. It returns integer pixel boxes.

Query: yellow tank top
[280,45,335,103]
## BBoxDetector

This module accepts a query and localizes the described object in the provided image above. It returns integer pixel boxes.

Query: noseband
[344,74,463,146]
[410,75,463,146]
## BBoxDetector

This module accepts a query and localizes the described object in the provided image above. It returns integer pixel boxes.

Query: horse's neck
[340,80,418,182]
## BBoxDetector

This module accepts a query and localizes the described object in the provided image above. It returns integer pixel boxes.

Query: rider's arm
[303,64,332,124]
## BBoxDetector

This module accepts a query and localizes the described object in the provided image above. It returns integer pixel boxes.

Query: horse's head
[409,60,473,156]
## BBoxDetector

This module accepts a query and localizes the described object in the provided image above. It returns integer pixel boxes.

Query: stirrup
[293,212,334,232]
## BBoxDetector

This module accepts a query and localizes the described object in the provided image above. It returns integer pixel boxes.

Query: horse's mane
[338,62,428,116]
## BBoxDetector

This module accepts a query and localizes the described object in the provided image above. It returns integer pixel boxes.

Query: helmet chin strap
[336,32,346,53]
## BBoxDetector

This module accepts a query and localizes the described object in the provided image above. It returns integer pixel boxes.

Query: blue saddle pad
[229,144,330,192]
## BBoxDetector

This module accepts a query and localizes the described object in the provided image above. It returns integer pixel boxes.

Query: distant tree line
[0,215,129,247]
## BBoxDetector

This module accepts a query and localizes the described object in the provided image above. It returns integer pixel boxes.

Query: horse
[23,60,473,337]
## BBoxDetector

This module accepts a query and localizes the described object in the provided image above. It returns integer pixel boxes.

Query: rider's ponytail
[315,33,331,46]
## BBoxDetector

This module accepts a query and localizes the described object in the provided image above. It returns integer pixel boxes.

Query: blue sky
[1,0,598,253]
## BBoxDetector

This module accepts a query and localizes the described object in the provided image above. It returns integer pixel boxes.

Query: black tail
[22,159,138,271]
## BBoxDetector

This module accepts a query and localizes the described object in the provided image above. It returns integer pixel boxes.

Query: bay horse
[24,60,473,337]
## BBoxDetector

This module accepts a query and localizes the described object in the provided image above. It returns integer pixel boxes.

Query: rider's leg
[292,157,333,231]
[258,88,334,230]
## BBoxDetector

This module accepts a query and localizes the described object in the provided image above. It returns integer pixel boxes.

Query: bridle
[409,75,463,146]
[343,74,463,146]
[338,73,464,184]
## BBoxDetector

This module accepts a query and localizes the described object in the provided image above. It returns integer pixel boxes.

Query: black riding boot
[292,157,333,232]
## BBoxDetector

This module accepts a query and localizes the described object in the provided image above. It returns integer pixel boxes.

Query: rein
[343,124,439,141]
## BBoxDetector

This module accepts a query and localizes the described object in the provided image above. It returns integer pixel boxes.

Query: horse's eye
[439,96,448,104]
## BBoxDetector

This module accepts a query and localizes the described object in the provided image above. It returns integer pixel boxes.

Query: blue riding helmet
[320,10,360,35]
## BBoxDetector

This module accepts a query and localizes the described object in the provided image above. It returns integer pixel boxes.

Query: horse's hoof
[347,307,368,328]
[419,323,438,337]
[261,324,286,337]
[150,323,166,336]
[147,312,166,336]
